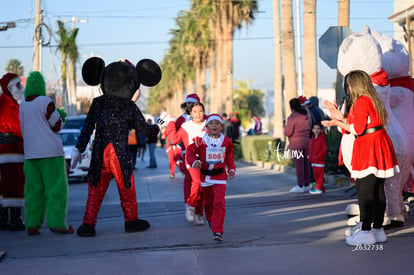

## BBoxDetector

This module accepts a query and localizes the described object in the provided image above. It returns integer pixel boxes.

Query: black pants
[355,174,386,231]
[129,145,138,168]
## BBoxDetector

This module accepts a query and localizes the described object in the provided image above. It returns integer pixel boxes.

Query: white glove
[157,112,175,129]
[71,148,82,169]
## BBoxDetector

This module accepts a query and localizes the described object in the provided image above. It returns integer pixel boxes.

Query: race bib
[206,147,225,164]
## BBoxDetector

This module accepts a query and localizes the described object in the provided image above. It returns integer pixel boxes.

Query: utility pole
[33,0,42,72]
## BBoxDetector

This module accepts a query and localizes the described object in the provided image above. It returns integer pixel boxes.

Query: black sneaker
[213,232,223,241]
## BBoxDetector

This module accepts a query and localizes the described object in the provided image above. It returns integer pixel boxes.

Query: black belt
[0,132,23,145]
[357,125,384,137]
[201,168,224,176]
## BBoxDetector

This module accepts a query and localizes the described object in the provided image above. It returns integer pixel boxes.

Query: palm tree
[336,0,350,104]
[56,20,79,115]
[338,0,350,27]
[6,59,24,76]
[282,0,297,111]
[149,1,257,115]
[272,0,284,139]
[211,0,258,114]
[303,0,317,98]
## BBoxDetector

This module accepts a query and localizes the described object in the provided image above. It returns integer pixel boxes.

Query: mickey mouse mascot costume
[72,57,161,237]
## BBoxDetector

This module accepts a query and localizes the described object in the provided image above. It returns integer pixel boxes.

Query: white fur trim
[1,198,24,207]
[185,97,198,103]
[351,165,400,179]
[349,124,357,135]
[206,115,223,124]
[0,155,25,163]
[7,76,21,88]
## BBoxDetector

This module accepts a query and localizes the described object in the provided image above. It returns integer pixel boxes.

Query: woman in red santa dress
[323,70,399,246]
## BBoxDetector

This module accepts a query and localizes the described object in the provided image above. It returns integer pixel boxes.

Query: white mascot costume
[336,27,409,230]
[371,30,414,201]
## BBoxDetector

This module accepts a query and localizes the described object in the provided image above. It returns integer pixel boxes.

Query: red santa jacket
[308,131,327,165]
[164,120,207,150]
[186,133,236,185]
[0,88,24,163]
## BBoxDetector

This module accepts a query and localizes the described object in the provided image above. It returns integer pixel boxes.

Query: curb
[237,159,352,188]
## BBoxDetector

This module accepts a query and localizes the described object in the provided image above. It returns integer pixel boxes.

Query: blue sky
[0,0,395,92]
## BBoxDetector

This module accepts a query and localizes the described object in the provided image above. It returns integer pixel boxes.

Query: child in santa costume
[160,101,207,225]
[0,73,25,231]
[323,70,399,246]
[186,114,236,241]
[174,94,201,175]
[19,71,73,235]
[307,123,327,194]
[163,133,181,179]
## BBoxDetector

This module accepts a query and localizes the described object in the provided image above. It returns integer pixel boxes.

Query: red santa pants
[311,164,325,191]
[203,184,226,234]
[166,147,177,176]
[186,164,203,216]
[0,163,25,207]
[82,143,138,225]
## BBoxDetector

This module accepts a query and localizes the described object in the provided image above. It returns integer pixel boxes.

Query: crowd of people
[0,66,408,249]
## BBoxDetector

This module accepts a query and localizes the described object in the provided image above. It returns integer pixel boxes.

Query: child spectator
[186,114,236,241]
[308,123,327,194]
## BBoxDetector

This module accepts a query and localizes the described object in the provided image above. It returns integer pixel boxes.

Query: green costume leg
[42,157,69,229]
[24,160,46,229]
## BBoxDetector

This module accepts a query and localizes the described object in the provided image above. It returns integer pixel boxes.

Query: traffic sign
[319,26,353,69]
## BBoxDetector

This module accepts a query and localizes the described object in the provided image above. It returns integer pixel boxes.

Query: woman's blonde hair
[346,70,389,126]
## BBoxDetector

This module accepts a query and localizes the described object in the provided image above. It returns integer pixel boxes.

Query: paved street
[1,147,413,275]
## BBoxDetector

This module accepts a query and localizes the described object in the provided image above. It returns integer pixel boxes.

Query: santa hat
[206,113,223,124]
[184,93,200,103]
[0,72,19,98]
[298,95,310,106]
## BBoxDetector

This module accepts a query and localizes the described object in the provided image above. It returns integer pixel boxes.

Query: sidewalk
[1,146,413,274]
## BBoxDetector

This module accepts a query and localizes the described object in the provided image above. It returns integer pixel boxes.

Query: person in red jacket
[162,102,207,225]
[174,94,201,174]
[186,114,236,241]
[307,123,327,194]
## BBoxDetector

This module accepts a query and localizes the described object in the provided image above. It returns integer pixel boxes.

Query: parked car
[59,128,91,180]
[63,115,87,130]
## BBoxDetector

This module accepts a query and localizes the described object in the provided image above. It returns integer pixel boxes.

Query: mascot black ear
[136,59,162,87]
[82,57,105,86]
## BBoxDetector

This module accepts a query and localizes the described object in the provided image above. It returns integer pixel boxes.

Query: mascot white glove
[157,111,175,129]
[71,148,82,169]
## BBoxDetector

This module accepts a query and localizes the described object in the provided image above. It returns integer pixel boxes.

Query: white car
[59,128,91,180]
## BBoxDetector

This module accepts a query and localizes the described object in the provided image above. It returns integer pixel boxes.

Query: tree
[233,80,264,127]
[303,0,317,98]
[148,1,258,116]
[6,59,24,76]
[281,0,297,112]
[211,0,258,114]
[272,0,284,139]
[56,20,79,115]
[336,0,350,104]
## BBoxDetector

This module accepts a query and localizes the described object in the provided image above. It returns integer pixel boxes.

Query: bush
[233,142,243,160]
[240,135,292,166]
